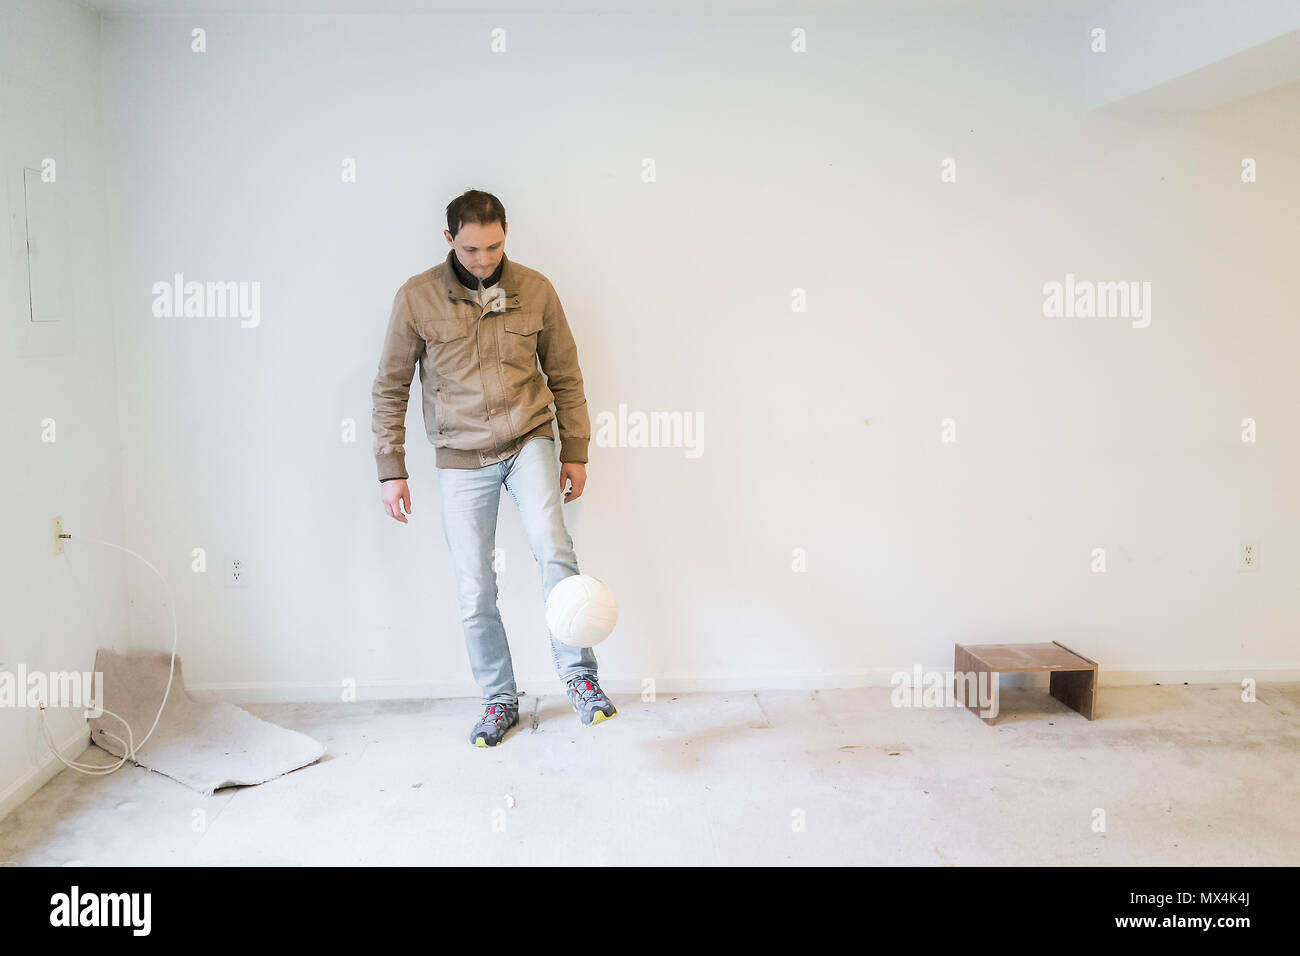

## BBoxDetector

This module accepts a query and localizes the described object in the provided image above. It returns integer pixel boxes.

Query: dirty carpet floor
[2,684,1296,865]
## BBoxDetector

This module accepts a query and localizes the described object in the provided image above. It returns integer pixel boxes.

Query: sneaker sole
[573,707,617,728]
[472,717,519,747]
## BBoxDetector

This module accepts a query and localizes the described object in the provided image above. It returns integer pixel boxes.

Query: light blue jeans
[436,435,597,707]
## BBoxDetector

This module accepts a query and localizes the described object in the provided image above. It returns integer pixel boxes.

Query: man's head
[445,189,508,280]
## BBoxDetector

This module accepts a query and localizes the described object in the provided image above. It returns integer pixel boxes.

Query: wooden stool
[953,640,1097,725]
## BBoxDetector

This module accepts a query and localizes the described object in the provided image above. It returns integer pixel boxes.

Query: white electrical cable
[40,532,179,776]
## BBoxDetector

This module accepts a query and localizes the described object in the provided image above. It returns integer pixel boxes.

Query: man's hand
[382,479,413,523]
[560,463,586,503]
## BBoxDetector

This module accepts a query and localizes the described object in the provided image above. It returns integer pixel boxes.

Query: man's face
[445,220,508,278]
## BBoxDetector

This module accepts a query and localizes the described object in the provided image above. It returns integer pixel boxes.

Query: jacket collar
[446,247,508,293]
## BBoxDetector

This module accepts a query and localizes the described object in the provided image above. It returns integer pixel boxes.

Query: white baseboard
[0,725,91,829]
[188,666,1300,705]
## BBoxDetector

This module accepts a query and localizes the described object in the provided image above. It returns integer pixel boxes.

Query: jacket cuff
[377,451,408,482]
[559,437,589,464]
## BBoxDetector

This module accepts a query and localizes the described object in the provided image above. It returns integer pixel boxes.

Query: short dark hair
[446,189,507,238]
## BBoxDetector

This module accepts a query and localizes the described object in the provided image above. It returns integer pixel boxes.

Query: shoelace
[569,678,604,704]
[481,703,511,726]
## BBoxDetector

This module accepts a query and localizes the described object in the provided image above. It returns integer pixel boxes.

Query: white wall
[90,8,1300,704]
[3,6,1297,815]
[1,0,127,818]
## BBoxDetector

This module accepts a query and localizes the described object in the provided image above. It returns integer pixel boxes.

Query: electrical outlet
[226,558,250,588]
[53,515,64,555]
[1239,541,1260,572]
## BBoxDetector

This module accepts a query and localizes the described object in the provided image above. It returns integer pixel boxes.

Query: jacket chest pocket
[500,311,543,369]
[425,317,469,342]
[420,317,472,377]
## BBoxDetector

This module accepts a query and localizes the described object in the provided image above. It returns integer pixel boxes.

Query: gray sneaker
[565,675,618,727]
[470,700,519,747]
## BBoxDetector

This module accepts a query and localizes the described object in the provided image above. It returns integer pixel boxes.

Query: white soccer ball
[545,574,619,647]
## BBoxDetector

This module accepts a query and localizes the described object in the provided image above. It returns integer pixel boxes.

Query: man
[371,189,617,747]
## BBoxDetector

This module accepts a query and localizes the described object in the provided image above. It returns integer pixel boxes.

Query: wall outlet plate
[226,557,250,588]
[1239,540,1260,572]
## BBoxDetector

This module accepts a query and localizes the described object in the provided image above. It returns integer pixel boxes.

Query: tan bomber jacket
[370,249,591,479]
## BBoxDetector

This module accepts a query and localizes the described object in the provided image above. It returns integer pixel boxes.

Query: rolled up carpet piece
[87,649,325,795]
